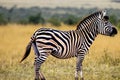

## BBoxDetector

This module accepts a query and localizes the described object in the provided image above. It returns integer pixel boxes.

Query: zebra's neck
[78,23,98,47]
[76,11,102,30]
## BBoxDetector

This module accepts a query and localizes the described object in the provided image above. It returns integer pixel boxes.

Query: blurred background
[0,0,120,27]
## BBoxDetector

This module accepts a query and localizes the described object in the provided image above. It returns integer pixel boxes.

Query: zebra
[20,10,117,80]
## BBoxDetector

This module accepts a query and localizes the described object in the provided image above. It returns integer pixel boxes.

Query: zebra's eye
[104,21,108,26]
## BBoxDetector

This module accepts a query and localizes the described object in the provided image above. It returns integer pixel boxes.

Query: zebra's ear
[99,10,107,19]
[98,14,101,19]
[98,10,106,19]
[102,10,106,17]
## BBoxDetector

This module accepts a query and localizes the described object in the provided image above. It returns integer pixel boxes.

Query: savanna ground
[0,24,120,80]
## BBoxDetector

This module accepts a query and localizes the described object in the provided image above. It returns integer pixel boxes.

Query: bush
[109,15,118,25]
[0,13,7,25]
[48,18,61,26]
[18,19,28,25]
[28,13,45,24]
[117,20,120,29]
[63,14,79,25]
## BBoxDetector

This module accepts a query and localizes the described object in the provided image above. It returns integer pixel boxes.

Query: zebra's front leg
[75,56,84,80]
[34,55,47,80]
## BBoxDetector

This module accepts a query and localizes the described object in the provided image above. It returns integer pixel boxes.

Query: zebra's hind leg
[34,54,48,80]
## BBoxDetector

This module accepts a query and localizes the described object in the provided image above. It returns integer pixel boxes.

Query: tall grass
[0,24,120,80]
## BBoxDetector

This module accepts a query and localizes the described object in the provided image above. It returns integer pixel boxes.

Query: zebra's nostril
[112,27,117,34]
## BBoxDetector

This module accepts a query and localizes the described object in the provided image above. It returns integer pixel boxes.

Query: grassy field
[0,24,120,80]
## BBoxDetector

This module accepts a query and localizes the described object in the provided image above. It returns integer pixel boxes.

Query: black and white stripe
[20,10,117,80]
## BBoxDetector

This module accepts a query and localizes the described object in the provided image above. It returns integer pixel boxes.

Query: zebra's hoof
[75,77,78,80]
[81,77,84,80]
[34,78,40,80]
[34,77,45,80]
[41,77,46,80]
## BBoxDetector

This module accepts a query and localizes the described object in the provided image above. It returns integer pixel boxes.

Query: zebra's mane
[76,11,104,30]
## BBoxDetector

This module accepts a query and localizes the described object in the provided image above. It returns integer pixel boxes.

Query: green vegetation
[28,13,45,25]
[109,15,118,25]
[63,14,79,25]
[0,6,120,27]
[117,22,120,29]
[0,13,7,25]
[48,17,61,26]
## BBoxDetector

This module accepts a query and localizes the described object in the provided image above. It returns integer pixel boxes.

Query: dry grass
[0,24,120,80]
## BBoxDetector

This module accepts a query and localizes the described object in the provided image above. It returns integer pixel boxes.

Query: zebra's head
[97,10,117,36]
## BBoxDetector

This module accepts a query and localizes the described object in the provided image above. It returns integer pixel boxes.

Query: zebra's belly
[51,50,77,59]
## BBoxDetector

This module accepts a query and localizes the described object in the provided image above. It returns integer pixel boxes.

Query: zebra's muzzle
[110,27,117,36]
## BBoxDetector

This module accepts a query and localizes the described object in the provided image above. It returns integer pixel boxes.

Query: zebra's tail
[20,37,35,63]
